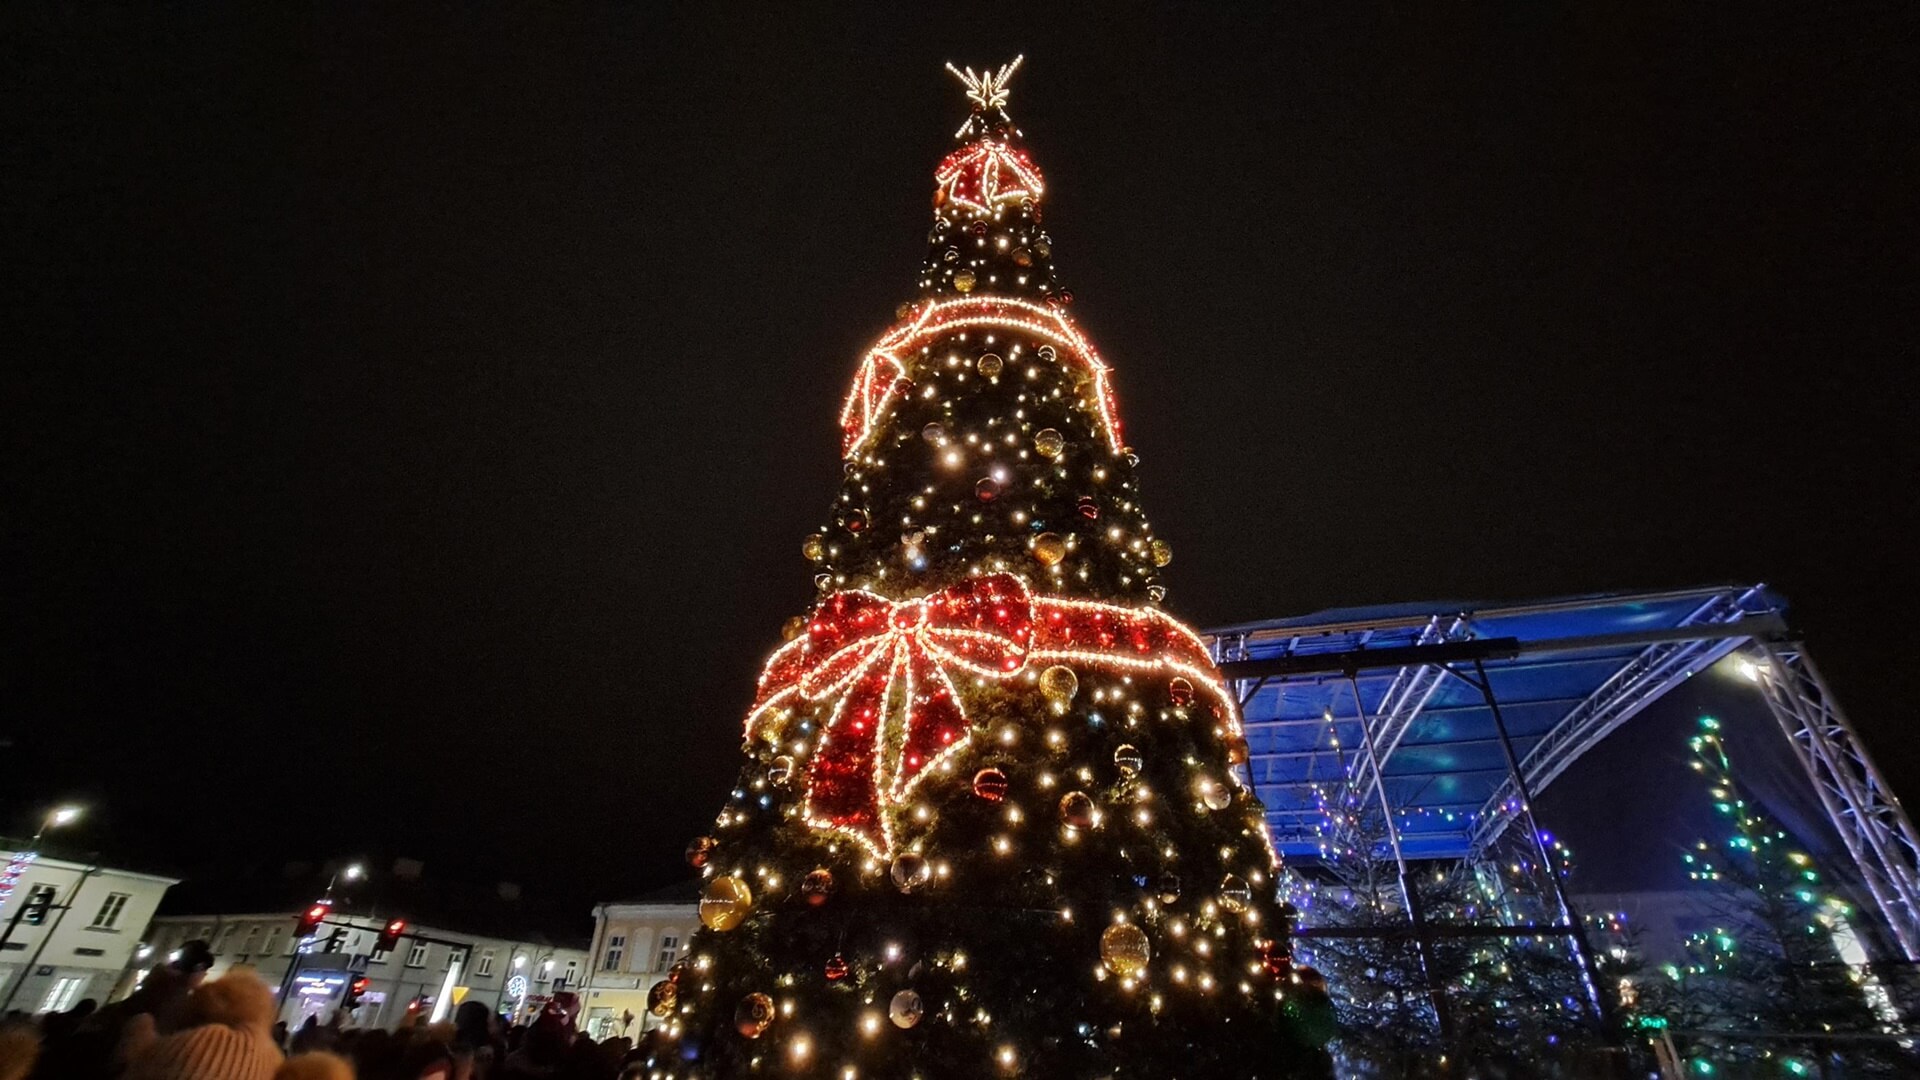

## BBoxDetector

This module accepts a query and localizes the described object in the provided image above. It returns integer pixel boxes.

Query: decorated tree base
[648,58,1333,1080]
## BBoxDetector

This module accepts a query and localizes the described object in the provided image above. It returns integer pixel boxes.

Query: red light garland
[838,296,1125,459]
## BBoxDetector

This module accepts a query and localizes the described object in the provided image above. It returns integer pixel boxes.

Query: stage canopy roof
[1206,585,1788,863]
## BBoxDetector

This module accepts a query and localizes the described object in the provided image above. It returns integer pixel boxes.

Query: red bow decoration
[747,573,1236,856]
[797,575,1032,854]
[741,572,1236,857]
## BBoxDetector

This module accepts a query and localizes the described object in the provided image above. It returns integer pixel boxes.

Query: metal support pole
[1459,659,1609,1025]
[1348,675,1454,1045]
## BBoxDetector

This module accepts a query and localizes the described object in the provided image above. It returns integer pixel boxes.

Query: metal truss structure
[1749,641,1920,959]
[1208,585,1920,962]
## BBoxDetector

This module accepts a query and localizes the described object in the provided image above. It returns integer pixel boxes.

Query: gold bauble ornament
[1220,874,1252,913]
[781,615,807,642]
[801,534,825,562]
[891,852,932,893]
[1059,790,1096,829]
[1199,777,1233,811]
[646,978,678,1018]
[1150,538,1173,567]
[1038,664,1078,707]
[1033,428,1064,458]
[1031,532,1067,567]
[1113,743,1143,776]
[733,992,775,1038]
[888,989,924,1029]
[801,867,835,907]
[953,269,977,293]
[700,875,753,931]
[977,353,1003,378]
[1100,923,1151,977]
[1156,872,1182,904]
[1226,734,1250,766]
[685,835,717,869]
[768,755,795,786]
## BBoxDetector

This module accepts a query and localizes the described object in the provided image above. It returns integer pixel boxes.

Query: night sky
[5,6,1914,917]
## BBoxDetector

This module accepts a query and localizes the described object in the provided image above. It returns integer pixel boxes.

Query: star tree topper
[946,55,1024,138]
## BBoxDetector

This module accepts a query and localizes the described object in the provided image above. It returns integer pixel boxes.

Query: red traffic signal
[342,975,370,1009]
[293,901,330,938]
[376,918,407,953]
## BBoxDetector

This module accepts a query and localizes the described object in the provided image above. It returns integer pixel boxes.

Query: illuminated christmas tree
[644,59,1333,1079]
[1666,716,1907,1074]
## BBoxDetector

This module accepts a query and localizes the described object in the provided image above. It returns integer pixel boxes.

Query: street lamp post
[0,805,85,955]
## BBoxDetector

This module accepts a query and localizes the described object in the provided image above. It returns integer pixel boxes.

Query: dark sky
[5,5,1914,918]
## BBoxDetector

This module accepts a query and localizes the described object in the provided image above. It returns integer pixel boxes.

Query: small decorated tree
[1668,716,1907,1074]
[642,60,1333,1079]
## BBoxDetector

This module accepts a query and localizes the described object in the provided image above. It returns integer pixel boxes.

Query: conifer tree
[1667,716,1907,1074]
[643,59,1333,1079]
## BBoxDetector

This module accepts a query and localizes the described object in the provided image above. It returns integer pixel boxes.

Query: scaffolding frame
[1209,585,1920,964]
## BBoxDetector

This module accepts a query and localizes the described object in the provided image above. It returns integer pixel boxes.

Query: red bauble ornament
[801,868,835,907]
[685,836,717,868]
[1077,496,1099,520]
[972,767,1009,802]
[975,477,999,502]
[1168,677,1195,707]
[824,954,850,981]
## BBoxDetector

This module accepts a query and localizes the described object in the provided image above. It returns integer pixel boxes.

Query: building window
[89,892,131,930]
[21,885,56,923]
[43,977,86,1013]
[406,943,429,968]
[561,960,577,987]
[475,950,494,977]
[370,948,389,965]
[656,935,679,972]
[604,935,625,971]
[286,932,302,956]
[260,928,279,957]
[215,926,237,954]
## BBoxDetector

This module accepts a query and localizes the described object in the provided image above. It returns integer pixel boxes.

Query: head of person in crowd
[125,968,283,1080]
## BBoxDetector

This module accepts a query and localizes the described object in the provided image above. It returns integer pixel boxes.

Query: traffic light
[376,917,407,952]
[342,976,370,1010]
[293,901,330,939]
[20,890,53,926]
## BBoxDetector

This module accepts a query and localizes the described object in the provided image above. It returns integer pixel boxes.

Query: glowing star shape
[838,296,1123,459]
[945,55,1025,134]
[743,573,1242,857]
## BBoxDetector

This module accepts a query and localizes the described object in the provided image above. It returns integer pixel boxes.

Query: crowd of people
[0,950,656,1080]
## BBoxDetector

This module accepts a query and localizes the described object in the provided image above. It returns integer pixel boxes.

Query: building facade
[144,911,589,1028]
[579,886,700,1040]
[0,848,178,1013]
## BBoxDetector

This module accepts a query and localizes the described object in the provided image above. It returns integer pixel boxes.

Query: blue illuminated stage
[1206,585,1920,960]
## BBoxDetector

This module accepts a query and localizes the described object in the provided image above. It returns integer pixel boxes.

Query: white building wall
[579,901,699,1039]
[145,912,588,1028]
[0,850,177,1013]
